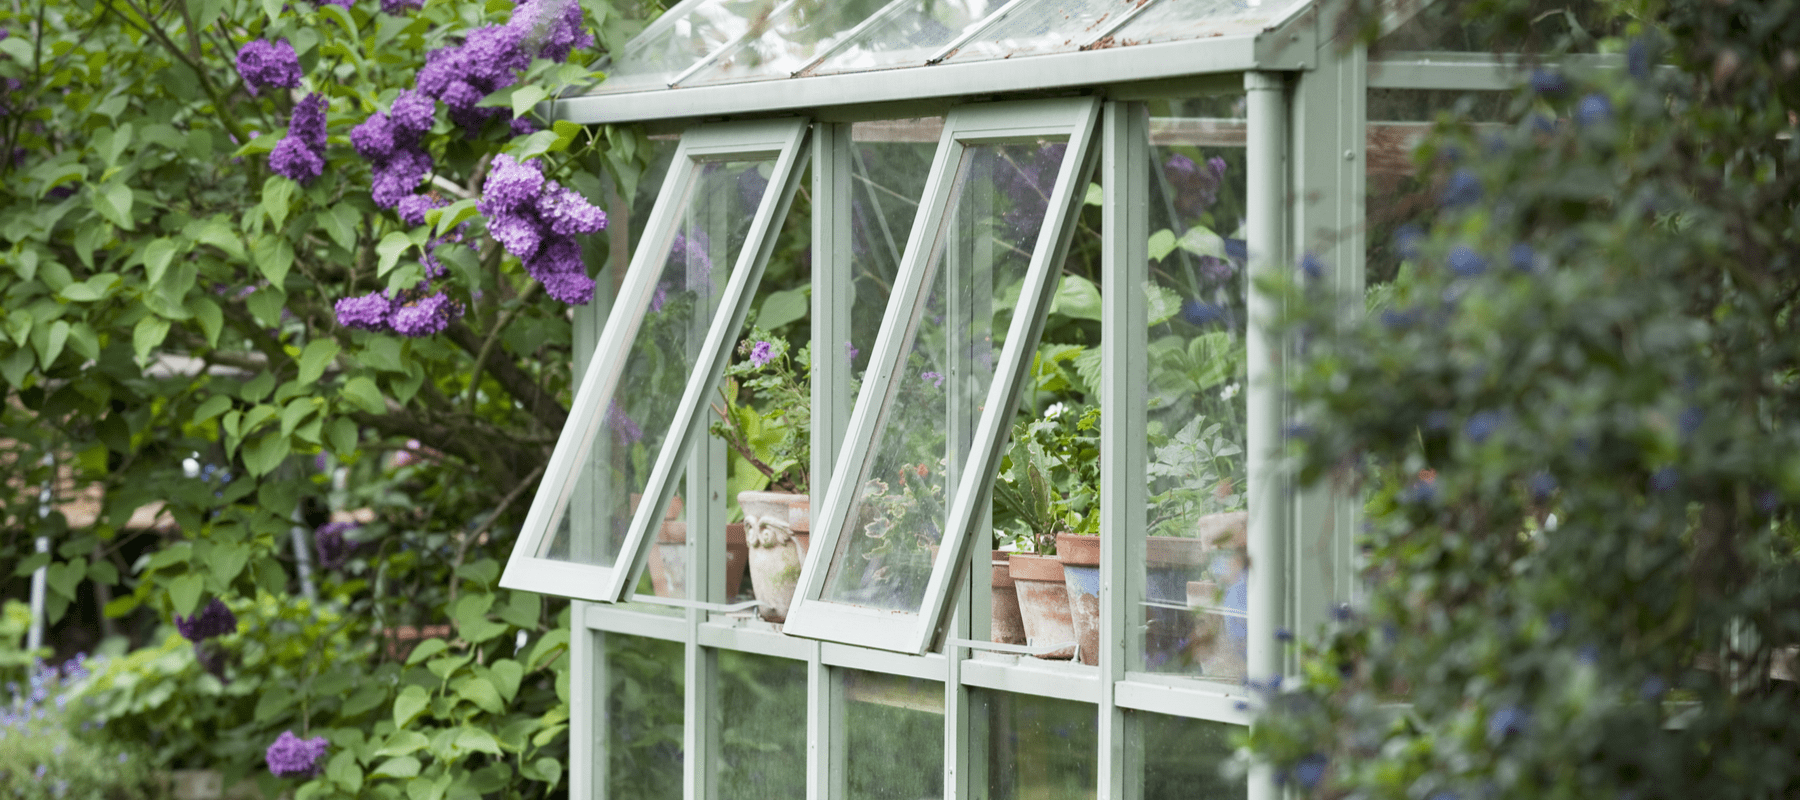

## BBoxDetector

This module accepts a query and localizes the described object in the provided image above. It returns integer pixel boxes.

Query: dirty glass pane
[1109,0,1306,46]
[539,158,780,569]
[719,650,807,798]
[1132,710,1244,800]
[805,0,997,76]
[845,669,944,799]
[821,139,1071,613]
[601,0,792,94]
[939,0,1138,63]
[847,119,943,383]
[684,0,898,86]
[1141,96,1249,680]
[985,691,1097,799]
[606,633,685,799]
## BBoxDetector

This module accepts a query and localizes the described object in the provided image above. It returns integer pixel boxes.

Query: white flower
[1219,383,1240,401]
[1044,402,1066,419]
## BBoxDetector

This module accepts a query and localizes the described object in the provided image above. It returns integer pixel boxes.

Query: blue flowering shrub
[1245,0,1800,796]
[0,602,160,800]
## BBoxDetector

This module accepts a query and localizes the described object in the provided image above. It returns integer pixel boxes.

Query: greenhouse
[495,0,1576,796]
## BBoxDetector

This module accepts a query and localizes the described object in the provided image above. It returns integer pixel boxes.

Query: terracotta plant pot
[740,490,811,622]
[645,521,749,600]
[1055,534,1102,665]
[989,550,1027,645]
[642,495,686,598]
[1008,552,1076,660]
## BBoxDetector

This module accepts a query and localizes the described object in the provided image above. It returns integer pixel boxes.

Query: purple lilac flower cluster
[668,231,713,298]
[1164,154,1228,219]
[414,0,591,135]
[235,40,302,96]
[270,93,328,184]
[335,282,465,337]
[174,598,237,642]
[265,730,330,777]
[381,0,424,13]
[351,90,436,209]
[314,521,361,570]
[477,154,607,304]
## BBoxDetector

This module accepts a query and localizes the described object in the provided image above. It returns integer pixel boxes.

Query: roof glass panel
[601,0,790,93]
[682,0,900,86]
[937,0,1139,63]
[1106,0,1301,47]
[796,0,1000,77]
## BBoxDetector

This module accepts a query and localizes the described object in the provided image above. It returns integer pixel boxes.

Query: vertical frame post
[1245,70,1292,800]
[1099,100,1151,800]
[810,122,854,800]
[1289,42,1367,635]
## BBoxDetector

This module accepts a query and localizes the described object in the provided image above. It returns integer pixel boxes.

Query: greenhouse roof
[555,0,1322,124]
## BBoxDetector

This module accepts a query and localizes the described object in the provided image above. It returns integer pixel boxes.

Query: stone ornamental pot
[739,490,811,622]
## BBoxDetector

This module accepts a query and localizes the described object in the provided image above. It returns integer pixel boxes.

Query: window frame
[780,96,1103,655]
[499,118,812,604]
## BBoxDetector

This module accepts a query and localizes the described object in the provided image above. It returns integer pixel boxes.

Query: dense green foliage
[1251,0,1800,796]
[0,0,658,795]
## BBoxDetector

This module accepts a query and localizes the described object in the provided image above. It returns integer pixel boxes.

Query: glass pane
[600,0,791,94]
[1141,96,1249,680]
[807,0,998,76]
[1108,0,1305,46]
[822,139,1071,613]
[848,119,942,383]
[685,0,899,86]
[539,157,780,569]
[845,670,944,800]
[939,0,1138,64]
[1364,89,1510,288]
[985,691,1096,799]
[718,651,807,798]
[1131,710,1244,800]
[606,634,685,799]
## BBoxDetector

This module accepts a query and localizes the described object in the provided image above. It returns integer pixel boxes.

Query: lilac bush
[477,153,607,304]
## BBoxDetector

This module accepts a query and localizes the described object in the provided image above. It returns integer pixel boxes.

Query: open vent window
[782,97,1103,654]
[501,119,812,603]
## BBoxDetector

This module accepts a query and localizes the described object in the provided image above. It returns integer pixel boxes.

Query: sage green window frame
[499,118,812,604]
[780,97,1104,655]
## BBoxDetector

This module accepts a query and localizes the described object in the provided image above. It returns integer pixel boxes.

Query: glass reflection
[1141,96,1249,680]
[539,158,779,570]
[844,670,944,800]
[822,141,1068,613]
[806,0,997,75]
[606,634,684,799]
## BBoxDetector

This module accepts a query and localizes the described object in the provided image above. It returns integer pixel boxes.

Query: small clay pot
[1055,534,1101,665]
[1008,552,1076,660]
[990,550,1027,645]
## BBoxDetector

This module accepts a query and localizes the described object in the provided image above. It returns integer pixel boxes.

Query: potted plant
[712,329,812,621]
[993,404,1100,661]
[846,461,945,612]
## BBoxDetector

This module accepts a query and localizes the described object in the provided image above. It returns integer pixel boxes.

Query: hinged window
[501,119,811,603]
[781,97,1103,654]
